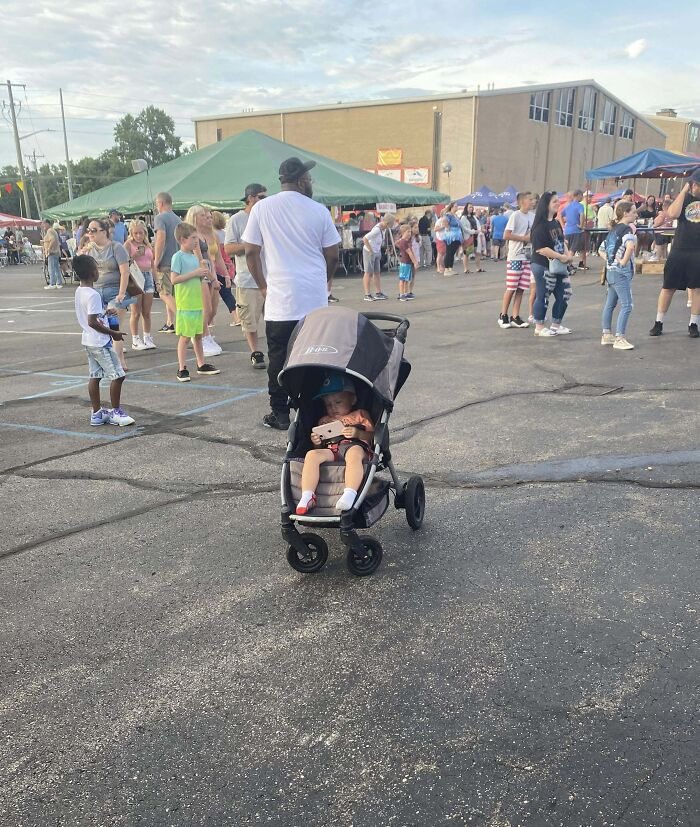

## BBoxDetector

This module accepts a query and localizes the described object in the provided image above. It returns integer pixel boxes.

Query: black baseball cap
[279,156,316,183]
[242,183,267,201]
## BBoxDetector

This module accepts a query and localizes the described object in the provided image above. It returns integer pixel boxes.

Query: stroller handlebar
[360,312,410,344]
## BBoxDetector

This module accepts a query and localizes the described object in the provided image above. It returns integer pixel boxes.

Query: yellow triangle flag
[16,181,24,191]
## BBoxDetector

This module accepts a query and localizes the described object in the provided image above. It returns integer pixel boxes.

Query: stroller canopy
[280,307,405,406]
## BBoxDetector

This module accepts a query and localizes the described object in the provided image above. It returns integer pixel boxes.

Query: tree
[113,106,182,169]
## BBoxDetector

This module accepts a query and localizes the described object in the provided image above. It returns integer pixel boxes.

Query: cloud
[625,39,648,59]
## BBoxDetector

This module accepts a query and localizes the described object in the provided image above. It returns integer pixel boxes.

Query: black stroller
[278,306,426,577]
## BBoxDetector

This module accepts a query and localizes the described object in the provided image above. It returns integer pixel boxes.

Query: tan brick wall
[648,116,700,155]
[438,98,474,198]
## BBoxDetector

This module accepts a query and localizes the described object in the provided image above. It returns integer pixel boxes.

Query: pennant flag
[4,183,12,194]
[16,181,24,191]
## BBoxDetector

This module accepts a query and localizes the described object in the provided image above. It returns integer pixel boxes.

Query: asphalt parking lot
[1,260,698,827]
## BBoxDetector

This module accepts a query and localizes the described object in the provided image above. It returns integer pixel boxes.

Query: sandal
[296,494,317,516]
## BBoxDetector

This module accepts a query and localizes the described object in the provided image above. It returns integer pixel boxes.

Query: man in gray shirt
[225,183,268,369]
[153,191,180,333]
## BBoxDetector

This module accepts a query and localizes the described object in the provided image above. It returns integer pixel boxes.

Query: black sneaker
[689,323,700,338]
[250,350,266,369]
[498,313,512,329]
[327,294,340,303]
[177,368,190,382]
[649,321,663,336]
[159,323,175,333]
[196,363,220,375]
[263,411,290,430]
[510,315,530,328]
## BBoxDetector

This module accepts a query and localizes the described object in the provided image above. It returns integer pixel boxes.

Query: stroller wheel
[404,476,425,530]
[346,536,383,577]
[287,533,328,574]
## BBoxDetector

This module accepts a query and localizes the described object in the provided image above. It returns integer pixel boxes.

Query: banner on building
[376,168,402,181]
[403,167,430,186]
[376,202,397,213]
[377,148,403,167]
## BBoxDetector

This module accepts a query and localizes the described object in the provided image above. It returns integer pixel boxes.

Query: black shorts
[663,251,700,290]
[566,232,584,254]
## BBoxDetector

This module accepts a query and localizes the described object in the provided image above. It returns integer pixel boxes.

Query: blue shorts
[95,284,136,309]
[85,345,125,380]
[142,270,155,295]
[399,263,413,282]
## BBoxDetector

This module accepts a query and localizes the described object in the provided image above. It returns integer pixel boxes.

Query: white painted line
[0,330,81,335]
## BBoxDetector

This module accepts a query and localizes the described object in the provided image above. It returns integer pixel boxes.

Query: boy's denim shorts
[85,345,125,380]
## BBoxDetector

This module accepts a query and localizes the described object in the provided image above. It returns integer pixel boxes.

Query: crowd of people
[25,155,699,430]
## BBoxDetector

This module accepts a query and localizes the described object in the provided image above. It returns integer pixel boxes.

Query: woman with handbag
[86,218,134,370]
[530,192,574,337]
[124,219,156,351]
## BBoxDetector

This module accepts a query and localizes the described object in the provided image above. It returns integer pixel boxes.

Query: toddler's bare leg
[343,445,367,491]
[301,448,334,493]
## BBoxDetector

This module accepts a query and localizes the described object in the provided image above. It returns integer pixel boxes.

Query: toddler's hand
[342,426,357,439]
[310,433,322,446]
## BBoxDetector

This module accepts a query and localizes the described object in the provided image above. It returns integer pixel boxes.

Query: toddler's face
[323,391,355,418]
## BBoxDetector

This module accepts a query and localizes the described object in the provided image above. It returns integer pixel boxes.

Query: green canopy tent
[42,129,448,220]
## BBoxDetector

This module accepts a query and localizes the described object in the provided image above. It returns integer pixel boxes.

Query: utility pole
[25,149,46,213]
[59,88,74,201]
[5,80,32,218]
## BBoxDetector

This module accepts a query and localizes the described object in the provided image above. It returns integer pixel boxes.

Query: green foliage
[113,106,182,168]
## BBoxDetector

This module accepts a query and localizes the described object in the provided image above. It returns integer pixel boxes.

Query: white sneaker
[131,336,147,351]
[143,334,156,349]
[527,315,535,325]
[443,268,454,276]
[202,335,222,357]
[551,326,571,335]
[44,285,53,290]
[534,327,557,337]
[613,336,634,350]
[601,333,615,345]
[107,407,135,426]
[55,284,63,289]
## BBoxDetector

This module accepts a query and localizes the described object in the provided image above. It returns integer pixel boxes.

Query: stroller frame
[280,312,425,577]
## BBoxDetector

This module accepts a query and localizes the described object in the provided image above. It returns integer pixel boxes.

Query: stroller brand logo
[305,346,338,354]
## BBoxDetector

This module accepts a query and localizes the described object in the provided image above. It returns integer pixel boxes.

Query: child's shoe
[197,363,220,375]
[107,407,135,426]
[143,334,157,349]
[296,492,317,516]
[177,368,191,382]
[90,408,110,426]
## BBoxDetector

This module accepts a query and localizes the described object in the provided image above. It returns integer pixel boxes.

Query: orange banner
[377,148,403,167]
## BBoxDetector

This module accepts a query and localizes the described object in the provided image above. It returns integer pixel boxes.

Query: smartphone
[311,420,345,442]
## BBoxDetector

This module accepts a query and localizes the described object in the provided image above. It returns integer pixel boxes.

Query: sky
[2,0,700,170]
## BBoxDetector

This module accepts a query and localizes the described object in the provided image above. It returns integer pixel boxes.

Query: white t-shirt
[242,190,340,321]
[225,210,266,290]
[505,210,534,261]
[75,285,110,347]
[364,223,384,255]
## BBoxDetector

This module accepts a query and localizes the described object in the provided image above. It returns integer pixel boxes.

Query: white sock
[656,312,665,323]
[335,488,357,511]
[297,490,314,509]
[690,315,699,325]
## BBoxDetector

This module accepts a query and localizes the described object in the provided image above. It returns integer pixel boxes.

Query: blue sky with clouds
[2,0,699,167]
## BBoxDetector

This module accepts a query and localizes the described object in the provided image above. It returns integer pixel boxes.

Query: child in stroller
[296,373,374,516]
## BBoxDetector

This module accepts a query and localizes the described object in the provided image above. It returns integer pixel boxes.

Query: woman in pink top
[124,219,156,350]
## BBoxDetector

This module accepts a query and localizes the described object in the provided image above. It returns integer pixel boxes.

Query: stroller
[278,306,426,577]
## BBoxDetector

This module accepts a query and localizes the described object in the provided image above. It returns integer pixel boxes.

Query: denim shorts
[95,284,136,309]
[85,345,125,380]
[142,270,155,294]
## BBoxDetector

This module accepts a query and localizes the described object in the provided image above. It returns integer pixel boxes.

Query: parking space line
[0,422,136,441]
[177,390,265,417]
[0,330,81,336]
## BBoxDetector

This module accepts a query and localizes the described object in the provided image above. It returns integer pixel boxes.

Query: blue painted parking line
[177,390,265,417]
[0,422,140,441]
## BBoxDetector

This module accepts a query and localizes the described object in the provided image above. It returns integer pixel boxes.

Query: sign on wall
[376,169,402,181]
[377,148,403,167]
[376,202,397,212]
[403,167,430,186]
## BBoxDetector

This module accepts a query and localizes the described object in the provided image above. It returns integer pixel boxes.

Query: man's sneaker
[498,313,512,329]
[649,321,663,336]
[510,315,529,328]
[399,295,408,301]
[363,294,375,302]
[143,334,156,349]
[202,335,222,357]
[327,294,340,303]
[689,323,700,338]
[159,323,175,333]
[177,368,191,382]
[404,292,416,300]
[90,408,110,426]
[263,411,290,430]
[250,350,266,369]
[613,336,635,350]
[131,336,147,350]
[108,407,135,426]
[534,327,557,337]
[374,292,388,300]
[197,363,221,375]
[44,284,53,290]
[601,333,616,345]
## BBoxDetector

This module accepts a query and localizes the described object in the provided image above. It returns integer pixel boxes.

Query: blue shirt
[490,214,508,240]
[561,201,584,235]
[112,221,127,244]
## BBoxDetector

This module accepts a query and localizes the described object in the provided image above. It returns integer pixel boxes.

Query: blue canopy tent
[586,148,700,180]
[495,186,518,205]
[456,185,500,207]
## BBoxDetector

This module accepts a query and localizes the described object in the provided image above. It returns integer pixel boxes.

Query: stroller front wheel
[404,476,425,530]
[287,532,328,574]
[346,536,383,577]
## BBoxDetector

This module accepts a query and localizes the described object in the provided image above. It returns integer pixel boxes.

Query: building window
[689,124,699,143]
[216,128,223,142]
[578,87,597,131]
[599,99,617,135]
[529,90,550,123]
[555,87,575,127]
[619,112,635,140]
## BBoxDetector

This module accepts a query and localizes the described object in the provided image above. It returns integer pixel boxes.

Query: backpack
[604,224,628,267]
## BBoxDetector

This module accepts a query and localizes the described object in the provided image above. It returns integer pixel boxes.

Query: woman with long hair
[85,217,133,369]
[124,219,156,350]
[442,202,463,276]
[183,205,225,356]
[211,210,239,325]
[599,200,638,350]
[530,191,574,337]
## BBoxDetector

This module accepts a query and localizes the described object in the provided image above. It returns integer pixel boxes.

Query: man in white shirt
[243,156,340,429]
[498,191,535,329]
[362,213,395,300]
[597,197,614,230]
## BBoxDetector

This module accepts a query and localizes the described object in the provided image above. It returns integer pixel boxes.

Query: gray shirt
[225,210,266,290]
[88,241,129,289]
[153,209,181,270]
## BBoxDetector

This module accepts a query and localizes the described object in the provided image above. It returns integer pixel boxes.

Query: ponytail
[611,200,634,227]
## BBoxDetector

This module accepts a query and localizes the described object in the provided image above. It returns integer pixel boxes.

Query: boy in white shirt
[499,191,534,329]
[72,254,135,427]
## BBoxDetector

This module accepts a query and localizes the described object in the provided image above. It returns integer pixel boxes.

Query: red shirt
[397,237,412,264]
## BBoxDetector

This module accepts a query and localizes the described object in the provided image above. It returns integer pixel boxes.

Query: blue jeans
[531,262,572,324]
[47,254,63,286]
[602,266,634,336]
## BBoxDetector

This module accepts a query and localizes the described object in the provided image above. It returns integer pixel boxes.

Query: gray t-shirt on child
[153,210,181,270]
[224,210,266,290]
